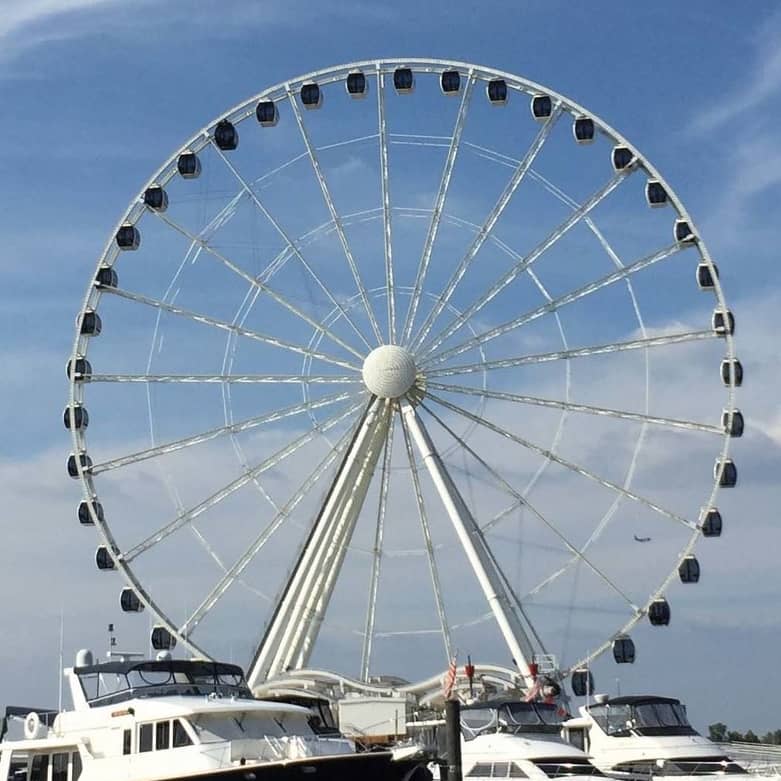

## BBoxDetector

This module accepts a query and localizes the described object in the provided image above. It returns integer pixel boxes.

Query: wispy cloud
[687,7,781,135]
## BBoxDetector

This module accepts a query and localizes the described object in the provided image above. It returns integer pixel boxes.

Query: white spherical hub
[362,345,417,398]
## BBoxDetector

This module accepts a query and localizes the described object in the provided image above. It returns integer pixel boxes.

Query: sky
[1,0,781,734]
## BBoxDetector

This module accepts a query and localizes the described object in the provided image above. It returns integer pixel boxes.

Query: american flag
[443,654,458,699]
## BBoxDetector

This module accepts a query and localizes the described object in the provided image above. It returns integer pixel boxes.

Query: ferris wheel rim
[66,57,739,683]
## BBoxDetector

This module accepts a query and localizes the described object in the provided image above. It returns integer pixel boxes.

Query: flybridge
[71,659,253,709]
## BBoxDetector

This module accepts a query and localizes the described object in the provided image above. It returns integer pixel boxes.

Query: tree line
[709,723,781,745]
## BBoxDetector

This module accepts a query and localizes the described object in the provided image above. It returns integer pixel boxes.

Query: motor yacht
[562,695,766,781]
[0,651,429,781]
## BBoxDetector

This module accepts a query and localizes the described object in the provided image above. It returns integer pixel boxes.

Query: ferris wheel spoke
[423,242,682,367]
[428,382,721,435]
[426,329,717,378]
[360,413,396,680]
[90,390,356,475]
[409,105,563,353]
[156,208,366,360]
[376,68,396,344]
[398,410,454,662]
[287,85,385,345]
[89,373,359,385]
[105,286,360,372]
[182,424,356,637]
[421,401,641,613]
[427,392,698,531]
[209,146,374,352]
[122,399,365,563]
[417,168,634,362]
[401,72,475,347]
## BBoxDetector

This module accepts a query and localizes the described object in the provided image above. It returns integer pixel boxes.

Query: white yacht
[428,699,604,780]
[0,651,429,781]
[562,695,766,781]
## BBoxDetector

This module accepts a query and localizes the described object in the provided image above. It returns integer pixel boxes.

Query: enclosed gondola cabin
[674,218,695,244]
[486,79,507,105]
[714,458,737,487]
[721,358,743,387]
[120,588,143,613]
[214,120,238,150]
[300,83,322,109]
[440,70,461,95]
[95,546,115,570]
[66,357,92,381]
[573,116,595,144]
[95,266,118,288]
[393,67,414,94]
[712,309,735,336]
[696,262,718,290]
[678,555,700,584]
[151,626,177,651]
[722,409,744,437]
[256,100,279,126]
[143,185,168,212]
[79,310,101,337]
[700,507,722,537]
[67,453,92,478]
[648,598,670,626]
[78,499,104,525]
[571,669,594,697]
[345,71,367,98]
[116,224,140,250]
[645,180,668,207]
[611,145,634,171]
[177,150,201,178]
[63,404,89,431]
[530,94,552,120]
[612,635,635,664]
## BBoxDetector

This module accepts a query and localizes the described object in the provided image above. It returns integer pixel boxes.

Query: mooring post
[445,699,462,781]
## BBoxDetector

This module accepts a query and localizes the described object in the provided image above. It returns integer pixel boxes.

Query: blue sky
[1,1,781,733]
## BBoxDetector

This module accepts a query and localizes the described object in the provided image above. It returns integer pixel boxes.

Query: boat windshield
[462,702,562,739]
[76,660,253,707]
[589,700,697,737]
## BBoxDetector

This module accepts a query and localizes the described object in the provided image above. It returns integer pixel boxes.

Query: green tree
[708,723,728,742]
[744,731,760,744]
[727,730,744,742]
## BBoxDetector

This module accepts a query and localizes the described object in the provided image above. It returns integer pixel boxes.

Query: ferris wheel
[66,59,741,698]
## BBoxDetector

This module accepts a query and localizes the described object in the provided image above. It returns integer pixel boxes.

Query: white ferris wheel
[66,59,741,700]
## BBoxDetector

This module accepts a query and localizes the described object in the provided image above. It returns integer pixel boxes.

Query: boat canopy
[73,659,253,708]
[461,700,563,740]
[587,696,698,737]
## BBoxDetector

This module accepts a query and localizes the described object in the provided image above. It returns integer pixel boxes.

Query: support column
[401,401,538,684]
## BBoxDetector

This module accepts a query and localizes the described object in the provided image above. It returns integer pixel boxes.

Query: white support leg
[248,398,388,686]
[400,400,538,685]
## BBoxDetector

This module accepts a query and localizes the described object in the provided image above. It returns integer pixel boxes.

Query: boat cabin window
[7,754,28,781]
[138,724,153,753]
[173,720,193,748]
[14,752,81,781]
[190,712,309,743]
[532,758,604,778]
[51,754,67,781]
[466,762,528,778]
[614,758,747,776]
[29,755,48,781]
[567,727,587,751]
[122,730,131,755]
[70,753,81,781]
[156,721,170,751]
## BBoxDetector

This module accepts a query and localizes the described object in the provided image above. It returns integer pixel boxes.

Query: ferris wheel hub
[362,345,418,398]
